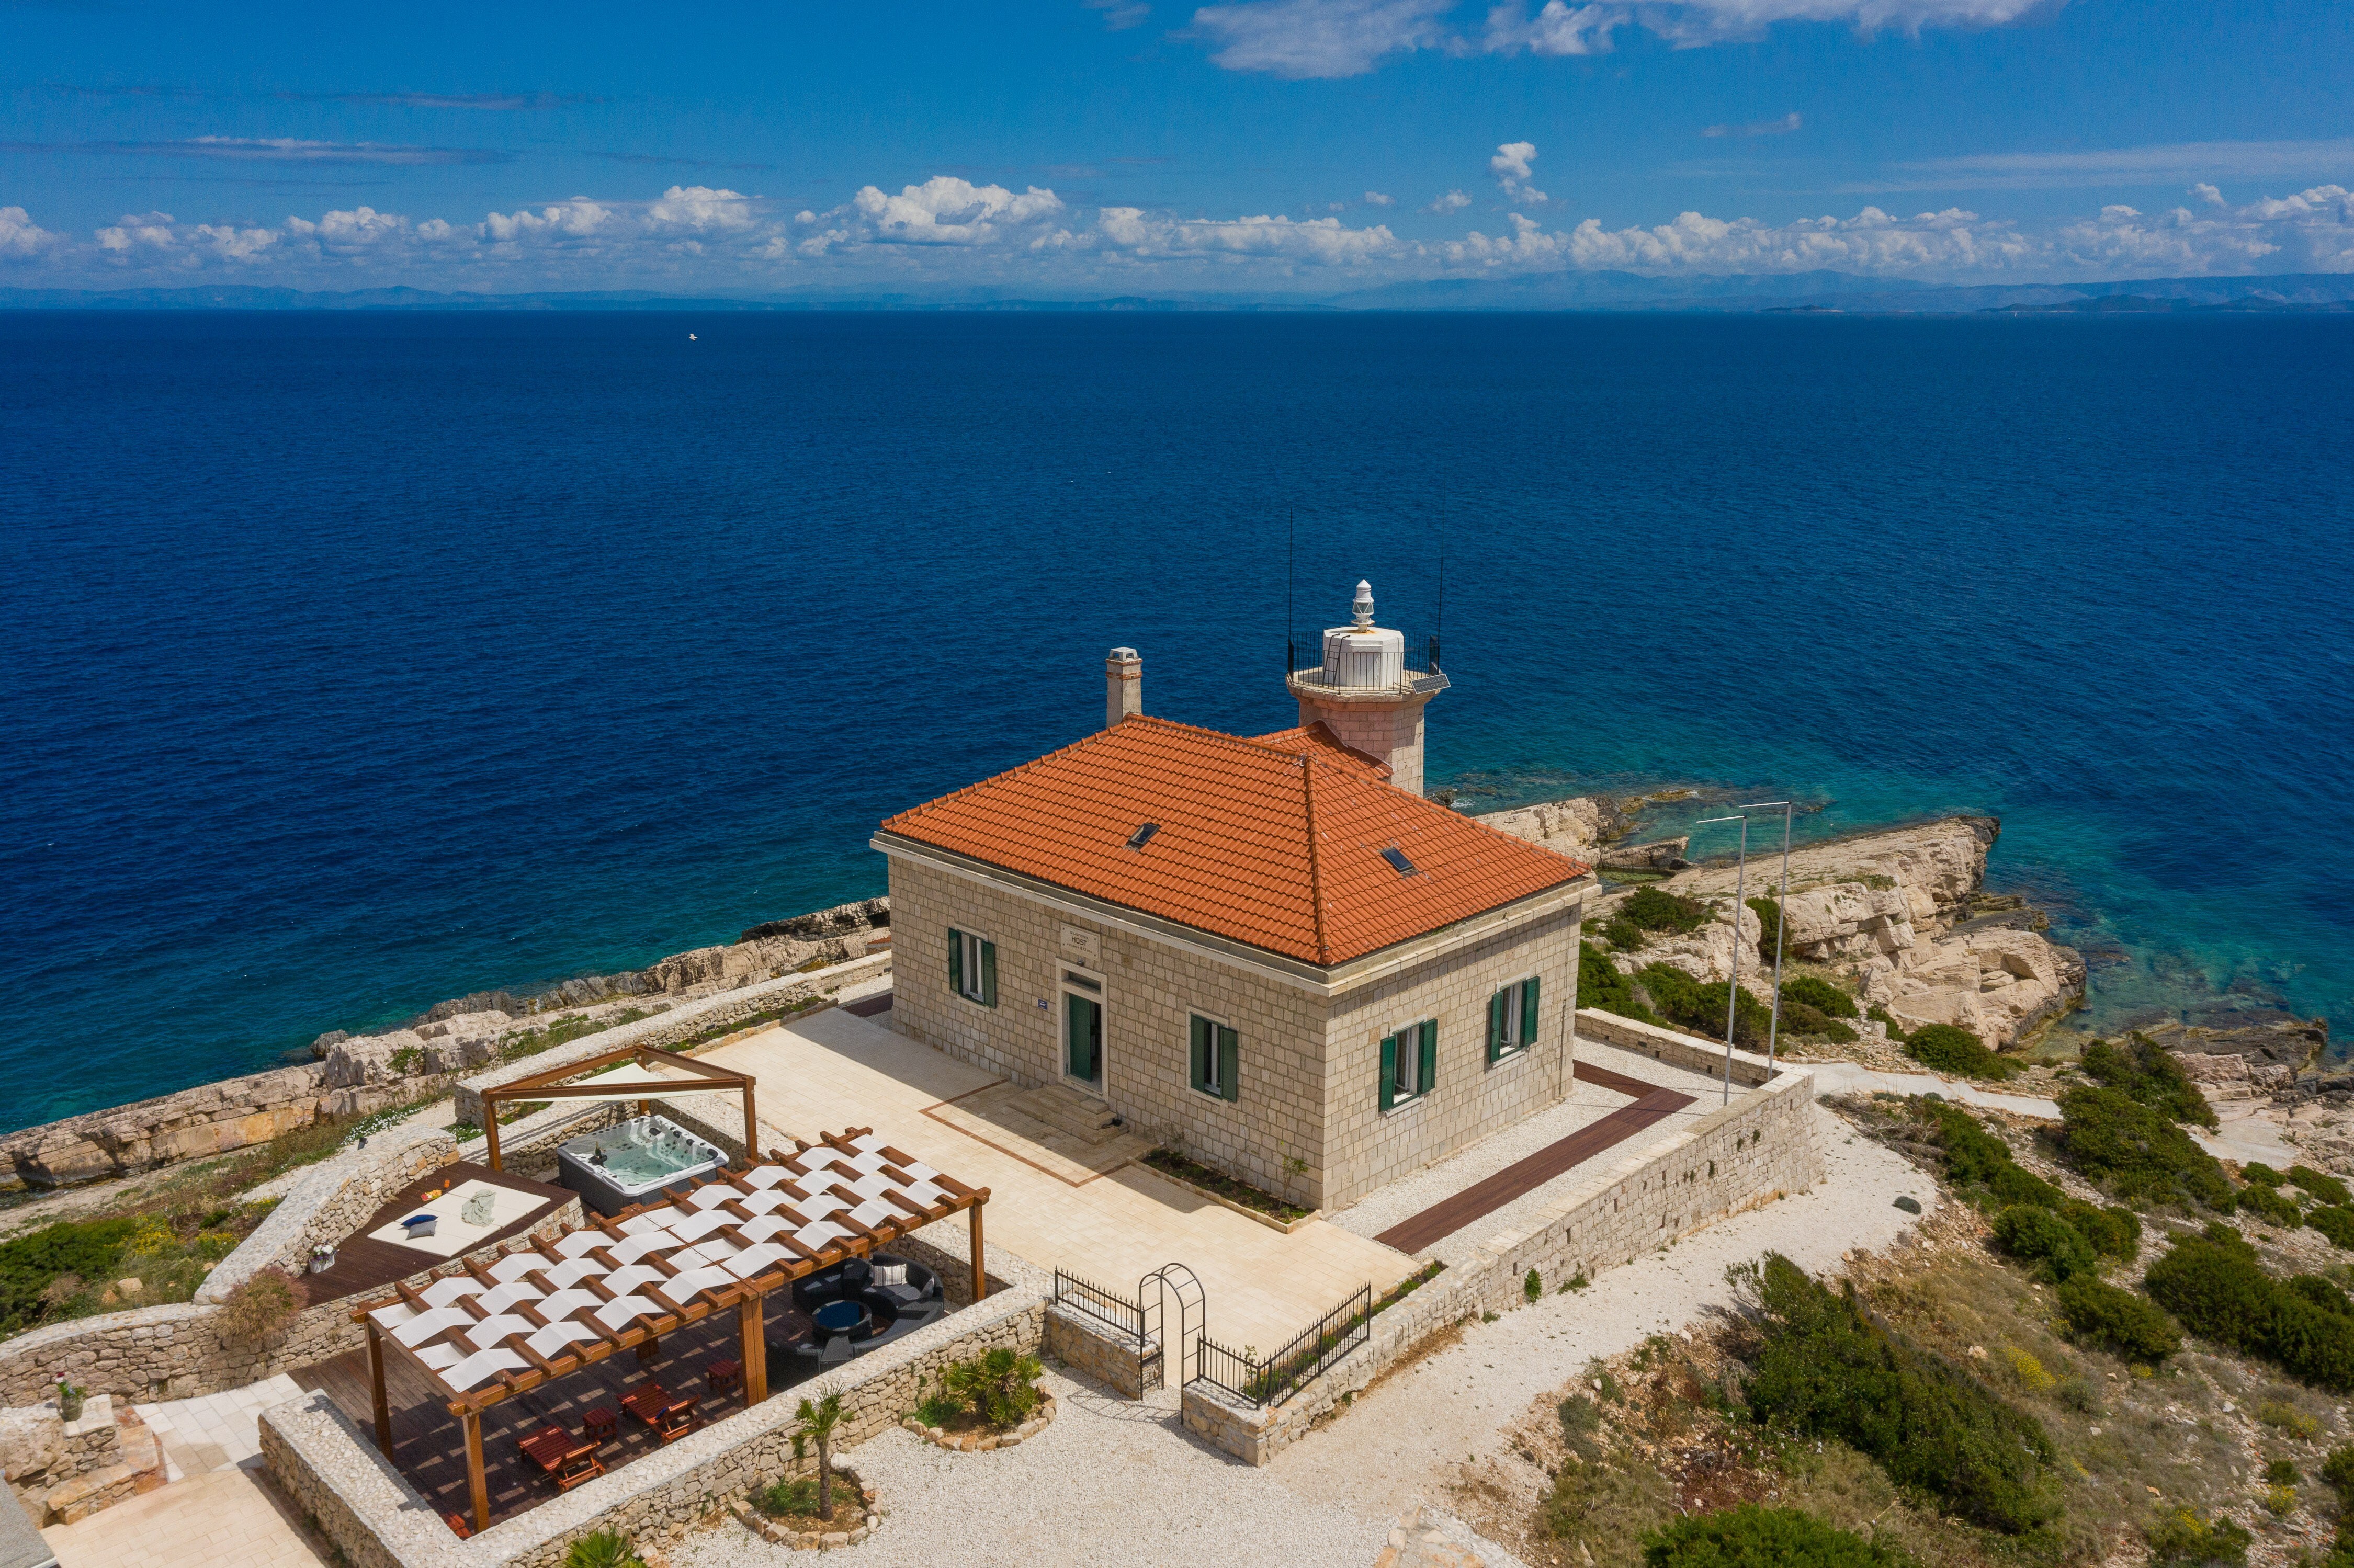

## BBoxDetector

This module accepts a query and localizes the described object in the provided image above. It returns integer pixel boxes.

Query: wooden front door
[1065,991,1102,1084]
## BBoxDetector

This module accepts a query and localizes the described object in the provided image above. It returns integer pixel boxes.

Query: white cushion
[873,1263,908,1288]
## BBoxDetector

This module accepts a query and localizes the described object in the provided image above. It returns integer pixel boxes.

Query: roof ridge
[1300,754,1330,965]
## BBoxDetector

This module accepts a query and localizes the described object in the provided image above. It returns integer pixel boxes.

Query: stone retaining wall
[451,952,892,1130]
[1178,1037,1823,1465]
[264,1276,1046,1568]
[1043,1302,1157,1399]
[1,1064,332,1192]
[1,1128,579,1407]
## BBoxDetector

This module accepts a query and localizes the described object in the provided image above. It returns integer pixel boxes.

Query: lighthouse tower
[1285,580,1448,796]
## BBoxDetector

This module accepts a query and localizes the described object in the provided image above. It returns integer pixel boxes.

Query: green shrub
[1558,1393,1603,1460]
[1545,1453,1678,1565]
[2238,1184,2304,1230]
[1625,887,1711,934]
[2080,1036,2219,1129]
[2059,1199,2141,1260]
[1993,1206,2097,1281]
[1782,975,1859,1020]
[1923,1105,2068,1211]
[1747,898,1783,961]
[2291,1166,2353,1207]
[215,1266,305,1347]
[2321,1447,2354,1567]
[1638,964,1775,1047]
[2144,1506,2251,1568]
[1642,1505,1914,1568]
[754,1476,821,1518]
[2055,1276,2183,1361]
[1737,1254,2058,1533]
[0,1219,138,1336]
[1815,1019,1858,1044]
[1605,915,1648,951]
[2056,1086,2233,1208]
[1868,1006,1909,1043]
[2242,1163,2284,1188]
[2308,1206,2354,1250]
[1904,1024,2018,1081]
[564,1531,643,1568]
[2144,1228,2354,1391]
[941,1347,1044,1429]
[1581,944,1660,1025]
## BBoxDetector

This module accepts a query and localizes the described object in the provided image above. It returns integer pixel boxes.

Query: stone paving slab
[704,1005,1417,1355]
[132,1374,306,1481]
[40,1462,324,1568]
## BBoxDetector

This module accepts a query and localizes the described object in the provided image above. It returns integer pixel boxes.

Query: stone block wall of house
[1319,901,1584,1208]
[888,857,1335,1208]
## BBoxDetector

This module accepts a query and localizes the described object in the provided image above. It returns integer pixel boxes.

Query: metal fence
[1051,1268,1145,1346]
[1286,629,1444,690]
[1190,1282,1373,1408]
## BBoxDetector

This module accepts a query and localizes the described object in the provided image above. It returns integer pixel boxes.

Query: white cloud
[0,206,62,259]
[1875,139,2354,192]
[1093,208,1403,264]
[2190,183,2224,207]
[1197,0,2043,76]
[1085,0,1153,27]
[1364,190,1396,206]
[1703,111,1803,139]
[1190,0,1453,79]
[1489,141,1546,204]
[800,177,1066,252]
[11,177,2351,292]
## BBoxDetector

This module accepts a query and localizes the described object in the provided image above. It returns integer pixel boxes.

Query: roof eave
[872,830,1590,998]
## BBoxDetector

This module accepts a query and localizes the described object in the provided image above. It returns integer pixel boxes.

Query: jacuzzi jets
[557,1115,727,1215]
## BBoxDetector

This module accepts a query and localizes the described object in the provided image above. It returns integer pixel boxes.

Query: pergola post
[484,1101,503,1173]
[366,1321,391,1457]
[738,1293,768,1406]
[741,1083,757,1162]
[968,1195,987,1302]
[463,1408,489,1533]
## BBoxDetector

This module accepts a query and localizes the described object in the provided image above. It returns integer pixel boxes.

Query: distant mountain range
[4,271,2352,314]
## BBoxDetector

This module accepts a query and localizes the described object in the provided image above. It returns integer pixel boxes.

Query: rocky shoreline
[1482,793,2345,1167]
[0,897,889,1192]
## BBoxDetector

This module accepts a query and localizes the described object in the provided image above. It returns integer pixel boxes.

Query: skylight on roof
[1381,846,1417,877]
[1126,822,1160,851]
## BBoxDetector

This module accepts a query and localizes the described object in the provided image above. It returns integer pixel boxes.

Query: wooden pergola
[351,1128,989,1533]
[478,1042,757,1174]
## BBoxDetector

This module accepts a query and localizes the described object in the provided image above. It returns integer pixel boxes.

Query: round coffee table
[812,1299,869,1338]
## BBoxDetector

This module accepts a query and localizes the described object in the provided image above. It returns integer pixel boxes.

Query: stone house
[873,584,1592,1212]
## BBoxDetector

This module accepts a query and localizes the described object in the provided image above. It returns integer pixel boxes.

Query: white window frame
[956,928,991,1004]
[1389,1018,1433,1102]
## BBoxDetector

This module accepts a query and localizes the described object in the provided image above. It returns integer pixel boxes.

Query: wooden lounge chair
[518,1425,604,1490]
[621,1385,699,1444]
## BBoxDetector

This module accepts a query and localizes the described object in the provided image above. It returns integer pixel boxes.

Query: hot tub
[557,1115,727,1215]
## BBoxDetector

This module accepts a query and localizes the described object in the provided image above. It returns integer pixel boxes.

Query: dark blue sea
[4,310,2351,1133]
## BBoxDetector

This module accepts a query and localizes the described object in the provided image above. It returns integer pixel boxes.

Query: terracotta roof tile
[1250,721,1391,780]
[879,715,1587,965]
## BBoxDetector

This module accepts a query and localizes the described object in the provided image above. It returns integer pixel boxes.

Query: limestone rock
[0,1064,326,1190]
[1598,836,1689,872]
[0,1407,61,1483]
[1476,797,1610,860]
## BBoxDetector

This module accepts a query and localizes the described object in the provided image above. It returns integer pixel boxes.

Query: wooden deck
[1371,1061,1698,1254]
[306,1161,573,1308]
[298,1291,824,1532]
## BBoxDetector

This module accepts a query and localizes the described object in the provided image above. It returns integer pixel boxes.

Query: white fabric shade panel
[360,1133,972,1399]
[560,1061,745,1098]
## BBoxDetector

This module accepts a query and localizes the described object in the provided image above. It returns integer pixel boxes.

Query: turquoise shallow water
[2,310,2349,1133]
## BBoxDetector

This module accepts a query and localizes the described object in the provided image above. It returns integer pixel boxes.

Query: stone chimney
[1105,647,1142,729]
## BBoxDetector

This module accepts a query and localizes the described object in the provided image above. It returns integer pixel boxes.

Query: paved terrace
[700,1002,1419,1357]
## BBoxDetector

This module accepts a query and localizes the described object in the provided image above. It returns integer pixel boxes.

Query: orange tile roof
[1251,721,1392,780]
[879,715,1589,966]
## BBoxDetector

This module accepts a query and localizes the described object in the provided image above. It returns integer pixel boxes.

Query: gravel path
[669,1100,1926,1568]
[1326,1044,1728,1267]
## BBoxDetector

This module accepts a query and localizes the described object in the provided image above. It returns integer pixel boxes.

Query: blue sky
[3,0,2350,293]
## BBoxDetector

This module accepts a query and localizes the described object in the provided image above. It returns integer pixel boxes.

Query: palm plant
[564,1530,640,1568]
[942,1347,1044,1428]
[791,1392,847,1522]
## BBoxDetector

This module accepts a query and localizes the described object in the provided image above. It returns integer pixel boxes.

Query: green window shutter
[1378,1035,1397,1112]
[948,929,964,995]
[1417,1021,1437,1096]
[1190,1016,1212,1092]
[979,941,998,1007]
[1217,1026,1240,1103]
[1487,990,1506,1062]
[1522,976,1541,1045]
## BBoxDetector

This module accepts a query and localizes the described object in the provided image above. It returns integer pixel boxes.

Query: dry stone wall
[1179,1036,1823,1465]
[450,951,891,1130]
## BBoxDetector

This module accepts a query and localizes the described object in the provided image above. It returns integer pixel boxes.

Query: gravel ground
[1326,1044,1729,1267]
[669,1100,1925,1568]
